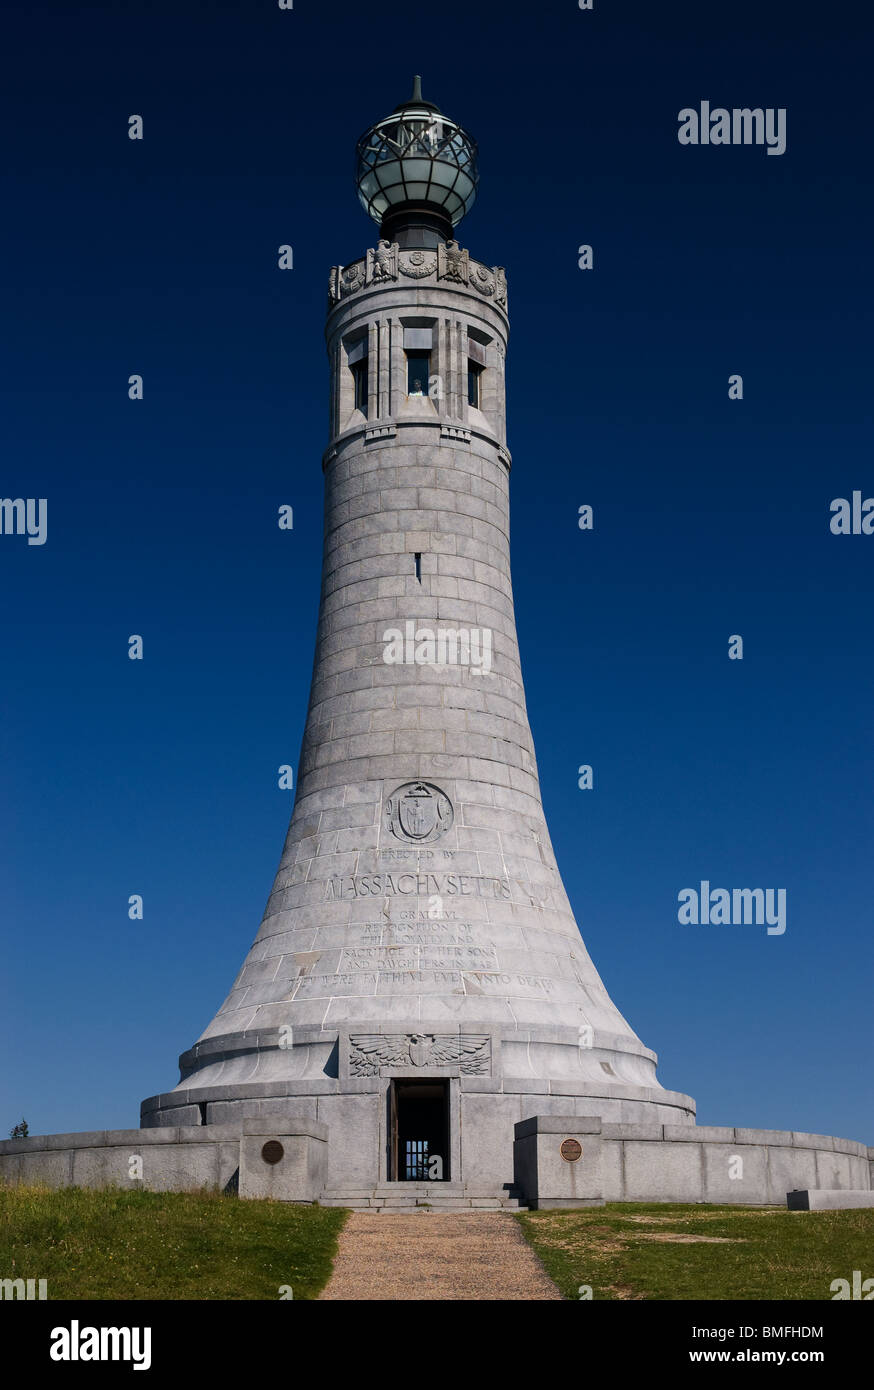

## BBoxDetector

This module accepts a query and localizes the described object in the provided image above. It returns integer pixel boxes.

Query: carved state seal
[385,781,454,845]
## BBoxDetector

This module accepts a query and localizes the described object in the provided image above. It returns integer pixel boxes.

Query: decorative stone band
[172,1022,661,1079]
[139,1023,697,1131]
[328,240,508,310]
[139,1079,697,1128]
[322,418,512,472]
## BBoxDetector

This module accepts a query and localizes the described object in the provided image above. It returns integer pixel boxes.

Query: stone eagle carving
[349,1032,490,1076]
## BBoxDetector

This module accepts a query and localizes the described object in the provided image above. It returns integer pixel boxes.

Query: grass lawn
[0,1185,347,1300]
[517,1203,874,1301]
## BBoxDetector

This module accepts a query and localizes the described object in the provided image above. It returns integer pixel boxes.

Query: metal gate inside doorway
[390,1079,450,1181]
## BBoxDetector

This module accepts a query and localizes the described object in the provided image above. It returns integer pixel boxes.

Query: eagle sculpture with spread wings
[349,1033,490,1076]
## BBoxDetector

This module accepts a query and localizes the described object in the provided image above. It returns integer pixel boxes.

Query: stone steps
[320,1195,525,1206]
[319,1184,527,1211]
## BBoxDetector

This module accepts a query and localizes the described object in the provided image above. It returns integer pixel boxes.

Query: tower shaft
[142,242,694,1189]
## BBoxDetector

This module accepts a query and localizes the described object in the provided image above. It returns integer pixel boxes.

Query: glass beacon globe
[355,76,478,242]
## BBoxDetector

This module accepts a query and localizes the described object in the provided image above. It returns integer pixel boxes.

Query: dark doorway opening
[390,1079,449,1181]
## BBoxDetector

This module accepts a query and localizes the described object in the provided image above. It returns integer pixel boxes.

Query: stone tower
[142,80,694,1193]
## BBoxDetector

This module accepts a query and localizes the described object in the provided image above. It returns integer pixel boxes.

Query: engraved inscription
[326,873,510,900]
[340,946,499,972]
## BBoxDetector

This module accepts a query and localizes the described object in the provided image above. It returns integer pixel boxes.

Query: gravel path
[319,1210,562,1301]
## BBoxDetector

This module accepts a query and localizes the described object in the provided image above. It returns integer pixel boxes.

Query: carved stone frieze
[349,1032,491,1077]
[467,261,495,297]
[339,261,366,298]
[328,242,508,312]
[437,239,469,285]
[366,239,399,285]
[399,249,438,279]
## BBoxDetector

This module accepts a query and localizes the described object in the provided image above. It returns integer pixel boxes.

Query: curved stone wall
[2,1118,869,1207]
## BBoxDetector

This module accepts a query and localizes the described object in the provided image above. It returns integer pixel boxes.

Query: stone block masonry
[1,1119,870,1208]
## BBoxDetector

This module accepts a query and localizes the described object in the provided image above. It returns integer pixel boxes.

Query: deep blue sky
[2,0,871,1143]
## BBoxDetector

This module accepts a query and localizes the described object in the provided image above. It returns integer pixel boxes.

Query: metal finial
[411,75,423,103]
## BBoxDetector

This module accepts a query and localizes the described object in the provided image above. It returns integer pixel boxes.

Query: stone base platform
[1,1115,870,1209]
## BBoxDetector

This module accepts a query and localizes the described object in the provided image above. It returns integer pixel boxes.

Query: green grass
[0,1185,347,1300]
[517,1203,874,1301]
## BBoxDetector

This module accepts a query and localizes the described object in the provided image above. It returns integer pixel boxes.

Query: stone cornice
[327,238,508,318]
[322,417,512,472]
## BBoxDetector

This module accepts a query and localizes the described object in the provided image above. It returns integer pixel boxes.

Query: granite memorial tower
[141,79,696,1199]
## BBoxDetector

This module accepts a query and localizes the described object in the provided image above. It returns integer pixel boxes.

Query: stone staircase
[319,1182,527,1211]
